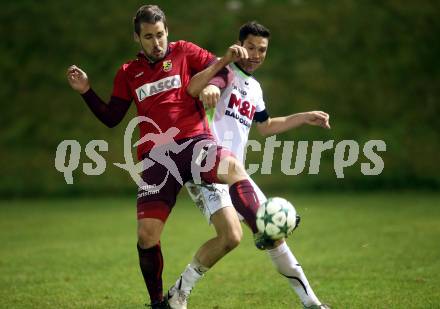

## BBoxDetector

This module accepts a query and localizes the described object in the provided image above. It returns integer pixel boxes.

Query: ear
[134,32,140,43]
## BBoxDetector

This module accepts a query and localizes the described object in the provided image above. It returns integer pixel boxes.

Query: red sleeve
[111,66,132,101]
[179,40,216,72]
[81,89,131,128]
[208,65,233,90]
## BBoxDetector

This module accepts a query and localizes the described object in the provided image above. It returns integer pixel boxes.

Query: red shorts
[136,135,234,221]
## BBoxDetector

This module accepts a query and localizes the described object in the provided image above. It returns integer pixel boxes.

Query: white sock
[174,256,209,294]
[267,241,321,307]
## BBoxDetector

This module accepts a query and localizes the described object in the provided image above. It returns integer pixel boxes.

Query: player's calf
[137,216,167,305]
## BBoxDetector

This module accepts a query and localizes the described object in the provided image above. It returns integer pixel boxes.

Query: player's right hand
[199,85,221,109]
[224,44,249,63]
[66,65,90,94]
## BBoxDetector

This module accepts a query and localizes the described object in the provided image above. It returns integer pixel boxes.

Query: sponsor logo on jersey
[225,110,252,128]
[227,93,256,120]
[223,92,256,128]
[135,71,144,78]
[233,85,247,96]
[162,60,172,72]
[136,75,181,101]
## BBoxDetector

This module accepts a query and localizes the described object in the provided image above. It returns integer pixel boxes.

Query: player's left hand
[303,111,331,129]
[199,85,221,109]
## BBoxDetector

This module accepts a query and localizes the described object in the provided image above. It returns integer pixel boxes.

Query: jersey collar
[232,62,252,78]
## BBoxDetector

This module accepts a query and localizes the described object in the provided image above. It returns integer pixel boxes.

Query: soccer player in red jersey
[66,5,262,309]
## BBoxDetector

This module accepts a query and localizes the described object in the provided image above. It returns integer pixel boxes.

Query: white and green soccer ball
[256,197,299,240]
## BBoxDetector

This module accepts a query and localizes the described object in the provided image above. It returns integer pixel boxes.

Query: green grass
[1,193,439,308]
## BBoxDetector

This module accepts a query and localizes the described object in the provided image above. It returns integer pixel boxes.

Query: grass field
[1,193,439,308]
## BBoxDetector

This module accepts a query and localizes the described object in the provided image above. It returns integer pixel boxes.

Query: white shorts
[185,178,267,224]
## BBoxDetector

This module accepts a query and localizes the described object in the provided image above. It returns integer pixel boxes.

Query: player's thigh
[185,181,232,222]
[217,156,248,185]
[186,180,243,244]
[137,152,182,224]
[137,157,177,248]
[198,145,247,185]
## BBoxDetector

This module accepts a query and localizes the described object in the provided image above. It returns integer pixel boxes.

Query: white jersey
[186,63,269,223]
[210,63,267,163]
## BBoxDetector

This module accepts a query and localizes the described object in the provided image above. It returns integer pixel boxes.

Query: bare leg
[194,206,243,267]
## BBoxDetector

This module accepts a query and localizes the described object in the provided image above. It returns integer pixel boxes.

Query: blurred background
[1,0,439,198]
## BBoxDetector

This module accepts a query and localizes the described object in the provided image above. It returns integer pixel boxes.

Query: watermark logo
[113,116,192,193]
[244,136,386,178]
[54,116,386,188]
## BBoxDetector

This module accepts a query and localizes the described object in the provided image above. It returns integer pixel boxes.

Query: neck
[234,62,252,76]
[145,54,159,64]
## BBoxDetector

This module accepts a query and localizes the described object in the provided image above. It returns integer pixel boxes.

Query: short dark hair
[134,5,167,34]
[239,21,270,43]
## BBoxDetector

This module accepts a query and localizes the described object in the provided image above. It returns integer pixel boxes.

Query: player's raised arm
[186,44,248,100]
[66,65,132,128]
[256,111,331,137]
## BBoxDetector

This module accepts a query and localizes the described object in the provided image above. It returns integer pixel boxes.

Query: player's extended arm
[67,65,131,128]
[187,44,249,98]
[256,111,331,137]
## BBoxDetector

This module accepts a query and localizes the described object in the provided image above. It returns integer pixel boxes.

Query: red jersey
[111,40,215,159]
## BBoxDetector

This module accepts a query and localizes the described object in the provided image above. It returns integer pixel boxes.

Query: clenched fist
[303,111,331,129]
[66,65,90,94]
[223,44,249,64]
[199,85,221,109]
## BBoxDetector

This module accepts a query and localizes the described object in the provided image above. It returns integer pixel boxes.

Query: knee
[228,158,247,178]
[218,157,247,184]
[137,226,160,249]
[220,228,242,252]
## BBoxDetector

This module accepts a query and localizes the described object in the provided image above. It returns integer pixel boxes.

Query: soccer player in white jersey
[167,22,331,309]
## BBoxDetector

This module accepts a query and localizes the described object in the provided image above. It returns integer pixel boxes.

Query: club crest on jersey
[162,60,172,72]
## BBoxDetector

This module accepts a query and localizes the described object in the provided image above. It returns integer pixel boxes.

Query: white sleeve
[255,87,266,112]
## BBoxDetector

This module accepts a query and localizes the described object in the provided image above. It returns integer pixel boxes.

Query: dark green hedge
[1,1,439,197]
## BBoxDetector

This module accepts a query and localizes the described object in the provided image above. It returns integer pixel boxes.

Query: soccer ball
[256,197,299,240]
